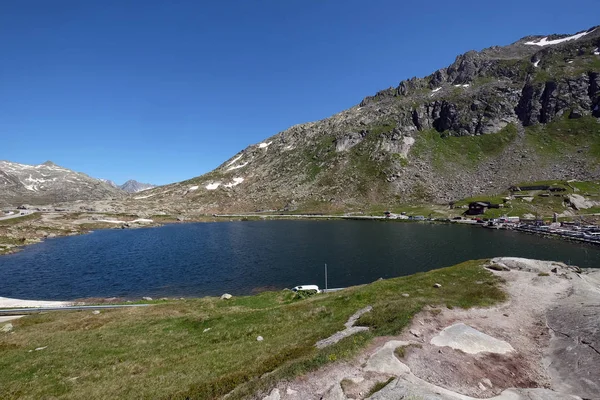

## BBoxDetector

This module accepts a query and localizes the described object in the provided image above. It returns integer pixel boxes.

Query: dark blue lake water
[1,220,598,300]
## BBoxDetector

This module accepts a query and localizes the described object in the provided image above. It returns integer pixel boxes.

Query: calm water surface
[1,220,598,300]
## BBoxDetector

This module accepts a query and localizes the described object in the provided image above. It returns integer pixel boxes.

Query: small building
[509,185,550,192]
[465,201,500,216]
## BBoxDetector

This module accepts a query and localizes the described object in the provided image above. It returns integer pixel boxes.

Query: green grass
[394,343,422,359]
[533,52,600,83]
[450,178,600,220]
[525,116,600,160]
[302,135,337,182]
[0,213,41,227]
[410,124,518,169]
[366,377,395,397]
[0,260,506,400]
[368,123,396,135]
[570,181,600,195]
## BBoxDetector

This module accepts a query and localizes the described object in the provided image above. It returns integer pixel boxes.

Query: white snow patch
[0,297,71,308]
[533,60,540,67]
[205,182,220,190]
[224,177,244,188]
[134,193,156,200]
[524,29,594,46]
[283,145,295,151]
[25,175,48,183]
[453,84,470,88]
[594,48,600,55]
[226,162,249,171]
[96,219,126,224]
[188,186,199,191]
[430,87,442,97]
[131,218,153,223]
[226,155,243,167]
[258,141,272,149]
[567,60,574,64]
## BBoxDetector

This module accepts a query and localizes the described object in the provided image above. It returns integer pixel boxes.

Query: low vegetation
[452,178,600,220]
[0,260,506,399]
[0,213,41,227]
[394,343,423,359]
[525,115,600,160]
[366,377,395,397]
[411,124,518,169]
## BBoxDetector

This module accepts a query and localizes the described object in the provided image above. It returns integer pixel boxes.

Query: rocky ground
[0,211,165,255]
[257,258,600,400]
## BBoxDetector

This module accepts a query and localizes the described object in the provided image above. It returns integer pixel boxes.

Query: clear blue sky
[1,1,597,185]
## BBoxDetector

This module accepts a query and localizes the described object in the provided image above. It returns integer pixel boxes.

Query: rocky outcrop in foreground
[259,258,599,400]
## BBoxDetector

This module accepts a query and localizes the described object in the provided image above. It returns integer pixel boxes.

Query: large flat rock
[364,340,412,375]
[544,271,600,399]
[430,323,514,355]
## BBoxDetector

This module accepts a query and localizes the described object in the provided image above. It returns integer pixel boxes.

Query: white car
[291,285,321,293]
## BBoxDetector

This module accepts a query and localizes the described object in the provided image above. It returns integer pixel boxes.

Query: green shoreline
[0,259,506,399]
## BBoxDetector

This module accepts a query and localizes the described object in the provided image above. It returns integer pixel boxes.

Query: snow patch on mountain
[524,29,594,46]
[224,177,244,188]
[0,160,125,205]
[226,162,249,171]
[226,155,243,167]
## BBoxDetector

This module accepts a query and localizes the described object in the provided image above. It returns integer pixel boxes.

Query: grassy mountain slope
[126,26,600,214]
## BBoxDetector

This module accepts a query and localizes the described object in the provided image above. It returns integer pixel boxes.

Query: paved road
[215,213,387,220]
[0,210,35,222]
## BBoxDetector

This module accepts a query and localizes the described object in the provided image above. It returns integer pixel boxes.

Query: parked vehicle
[291,285,321,293]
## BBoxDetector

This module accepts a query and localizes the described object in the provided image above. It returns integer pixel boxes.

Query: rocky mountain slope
[119,180,156,193]
[0,161,126,207]
[125,26,600,214]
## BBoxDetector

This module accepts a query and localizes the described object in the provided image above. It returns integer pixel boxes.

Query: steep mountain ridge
[114,26,600,213]
[0,161,126,206]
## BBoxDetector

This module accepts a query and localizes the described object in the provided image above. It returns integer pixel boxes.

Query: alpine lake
[1,220,598,300]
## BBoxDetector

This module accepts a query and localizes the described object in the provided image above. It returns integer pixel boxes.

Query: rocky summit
[0,160,125,207]
[119,180,156,193]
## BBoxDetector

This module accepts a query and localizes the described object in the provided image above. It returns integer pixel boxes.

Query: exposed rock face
[0,161,126,207]
[125,26,600,213]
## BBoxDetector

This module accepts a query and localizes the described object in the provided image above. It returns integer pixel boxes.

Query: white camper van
[291,285,321,293]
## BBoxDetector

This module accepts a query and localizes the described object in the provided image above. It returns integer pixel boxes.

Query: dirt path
[257,258,599,400]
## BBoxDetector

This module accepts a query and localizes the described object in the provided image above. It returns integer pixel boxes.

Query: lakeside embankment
[0,259,506,399]
[1,258,598,399]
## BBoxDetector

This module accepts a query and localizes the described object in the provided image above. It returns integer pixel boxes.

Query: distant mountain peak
[0,160,125,206]
[119,180,156,193]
